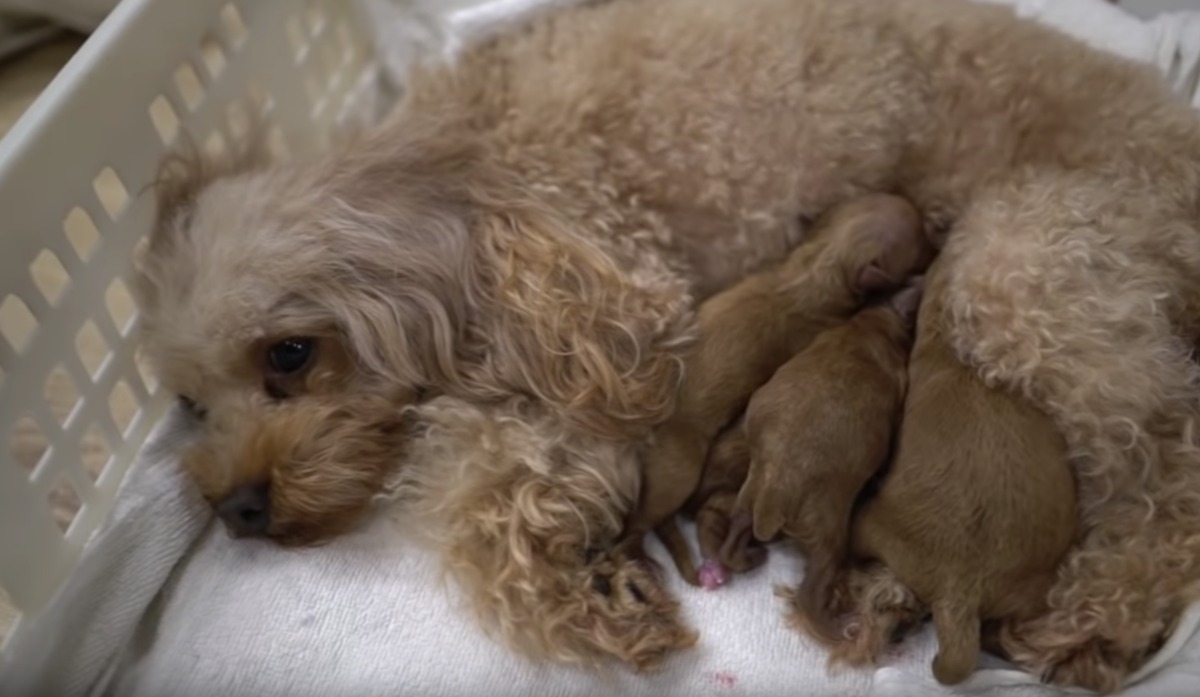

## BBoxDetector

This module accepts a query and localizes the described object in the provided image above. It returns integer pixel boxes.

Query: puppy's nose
[216,484,271,537]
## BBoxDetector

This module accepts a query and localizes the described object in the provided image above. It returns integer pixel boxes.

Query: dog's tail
[931,594,982,686]
[654,517,700,586]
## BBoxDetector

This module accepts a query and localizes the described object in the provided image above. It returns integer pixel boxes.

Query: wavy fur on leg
[943,173,1200,692]
[778,561,925,669]
[387,396,697,670]
[996,415,1200,692]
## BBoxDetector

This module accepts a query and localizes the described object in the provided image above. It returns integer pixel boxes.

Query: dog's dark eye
[266,338,314,375]
[178,395,206,420]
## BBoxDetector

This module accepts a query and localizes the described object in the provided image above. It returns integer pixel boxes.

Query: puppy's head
[798,193,934,298]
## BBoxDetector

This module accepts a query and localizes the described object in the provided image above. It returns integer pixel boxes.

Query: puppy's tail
[655,518,700,586]
[931,595,982,686]
[794,551,846,646]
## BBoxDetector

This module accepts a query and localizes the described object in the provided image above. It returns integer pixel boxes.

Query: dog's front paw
[585,555,698,672]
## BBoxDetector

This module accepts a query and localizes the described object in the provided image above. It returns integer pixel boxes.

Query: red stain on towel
[881,645,908,664]
[708,671,737,688]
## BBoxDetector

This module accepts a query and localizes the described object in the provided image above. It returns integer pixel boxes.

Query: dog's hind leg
[940,170,1200,692]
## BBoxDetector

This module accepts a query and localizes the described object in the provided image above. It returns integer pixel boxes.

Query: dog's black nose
[216,484,270,537]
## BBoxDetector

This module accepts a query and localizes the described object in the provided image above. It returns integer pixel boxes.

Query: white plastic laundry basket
[4,0,1200,692]
[0,0,377,655]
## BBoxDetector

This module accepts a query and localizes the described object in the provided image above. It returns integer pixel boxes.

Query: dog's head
[136,120,688,545]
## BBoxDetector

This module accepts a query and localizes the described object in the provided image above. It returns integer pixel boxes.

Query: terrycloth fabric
[111,516,874,697]
[5,1,1200,696]
[868,604,1200,697]
[107,512,1200,697]
[0,412,211,697]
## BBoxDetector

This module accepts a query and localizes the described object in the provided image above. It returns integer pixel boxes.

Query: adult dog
[136,0,1200,689]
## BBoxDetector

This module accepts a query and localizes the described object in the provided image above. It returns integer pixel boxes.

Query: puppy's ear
[469,201,691,439]
[752,494,785,543]
[734,469,785,542]
[855,260,896,294]
[840,195,929,296]
[888,279,924,324]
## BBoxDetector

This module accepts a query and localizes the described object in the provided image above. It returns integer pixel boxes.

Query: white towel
[110,513,878,697]
[5,2,1200,697]
[102,511,1200,697]
[0,413,211,697]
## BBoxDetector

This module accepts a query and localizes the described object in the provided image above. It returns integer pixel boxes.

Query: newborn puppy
[655,417,768,590]
[735,283,921,637]
[848,259,1077,686]
[621,194,933,579]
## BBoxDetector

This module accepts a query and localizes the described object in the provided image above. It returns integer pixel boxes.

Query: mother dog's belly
[655,204,807,300]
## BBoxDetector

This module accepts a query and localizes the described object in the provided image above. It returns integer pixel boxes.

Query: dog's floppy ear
[149,119,274,250]
[468,199,691,439]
